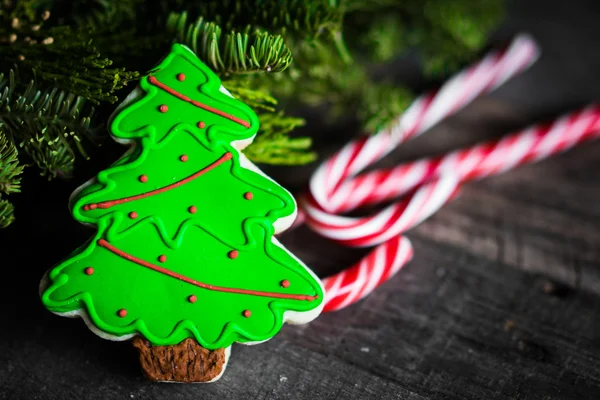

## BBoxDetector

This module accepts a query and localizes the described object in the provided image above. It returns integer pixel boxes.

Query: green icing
[41,44,323,349]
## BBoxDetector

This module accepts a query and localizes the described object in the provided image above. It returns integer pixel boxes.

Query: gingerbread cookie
[40,44,324,383]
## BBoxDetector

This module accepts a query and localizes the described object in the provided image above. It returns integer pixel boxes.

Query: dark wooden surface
[3,1,600,399]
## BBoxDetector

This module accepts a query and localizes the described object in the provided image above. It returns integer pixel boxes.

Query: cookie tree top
[41,44,324,349]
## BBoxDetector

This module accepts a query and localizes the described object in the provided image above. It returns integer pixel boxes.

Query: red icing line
[147,76,251,128]
[97,239,318,302]
[83,152,232,211]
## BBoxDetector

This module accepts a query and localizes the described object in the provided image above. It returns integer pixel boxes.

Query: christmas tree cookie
[40,44,324,383]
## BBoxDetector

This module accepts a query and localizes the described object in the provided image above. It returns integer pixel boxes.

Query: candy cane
[304,106,600,249]
[322,236,413,312]
[310,34,539,214]
[324,106,600,214]
[297,35,541,311]
[314,107,600,311]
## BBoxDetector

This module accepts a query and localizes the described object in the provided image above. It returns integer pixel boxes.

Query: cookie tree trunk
[132,337,226,383]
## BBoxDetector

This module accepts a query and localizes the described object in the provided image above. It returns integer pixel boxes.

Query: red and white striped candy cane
[298,34,540,311]
[324,106,600,213]
[305,106,600,248]
[312,106,600,312]
[309,34,539,214]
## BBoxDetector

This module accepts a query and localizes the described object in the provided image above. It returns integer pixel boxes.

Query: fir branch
[167,12,293,76]
[359,83,413,133]
[223,77,278,112]
[254,36,358,105]
[361,13,407,62]
[419,0,504,76]
[171,0,343,39]
[68,0,141,29]
[0,129,22,229]
[244,112,315,165]
[58,0,165,65]
[0,129,24,196]
[22,132,76,178]
[0,70,95,178]
[0,199,15,228]
[0,6,139,103]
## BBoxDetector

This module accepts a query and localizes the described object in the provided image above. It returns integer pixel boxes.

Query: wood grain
[2,1,600,399]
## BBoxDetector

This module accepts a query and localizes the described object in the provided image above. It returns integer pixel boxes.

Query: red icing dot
[188,295,197,303]
[180,154,188,162]
[242,310,251,318]
[177,73,186,82]
[228,250,239,259]
[188,205,197,214]
[197,121,206,129]
[158,255,167,263]
[117,309,127,318]
[244,192,253,200]
[280,279,290,288]
[159,104,168,113]
[84,267,94,276]
[128,211,138,219]
[139,175,148,183]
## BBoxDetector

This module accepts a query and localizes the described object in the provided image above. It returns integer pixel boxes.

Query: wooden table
[2,1,600,399]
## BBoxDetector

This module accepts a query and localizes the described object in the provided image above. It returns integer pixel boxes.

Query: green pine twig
[0,129,23,228]
[0,199,15,228]
[0,70,96,178]
[0,130,23,196]
[359,82,413,133]
[174,0,343,40]
[223,77,278,111]
[167,12,293,76]
[1,5,139,103]
[244,112,315,165]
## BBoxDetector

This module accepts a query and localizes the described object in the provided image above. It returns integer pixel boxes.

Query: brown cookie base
[132,337,226,382]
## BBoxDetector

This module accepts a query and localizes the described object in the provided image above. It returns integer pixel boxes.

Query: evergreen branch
[68,0,142,29]
[167,12,293,76]
[0,128,22,228]
[359,82,413,133]
[344,0,503,76]
[22,133,76,178]
[0,70,96,178]
[57,0,166,66]
[419,0,504,76]
[0,199,15,228]
[361,13,407,62]
[0,129,24,195]
[171,0,343,39]
[0,6,139,103]
[244,112,315,165]
[222,77,278,112]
